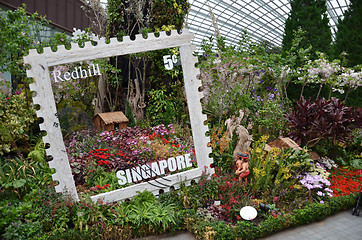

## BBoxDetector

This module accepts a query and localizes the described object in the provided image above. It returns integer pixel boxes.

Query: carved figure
[235,152,249,183]
[225,110,253,159]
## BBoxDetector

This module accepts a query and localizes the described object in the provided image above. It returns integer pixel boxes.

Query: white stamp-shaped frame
[24,29,214,202]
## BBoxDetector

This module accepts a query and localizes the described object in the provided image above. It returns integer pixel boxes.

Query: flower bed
[329,167,362,197]
[65,124,196,195]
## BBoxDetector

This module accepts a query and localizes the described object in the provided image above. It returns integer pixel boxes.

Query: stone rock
[309,151,320,161]
[267,137,302,151]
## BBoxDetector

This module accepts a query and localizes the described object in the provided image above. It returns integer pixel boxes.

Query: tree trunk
[94,74,106,115]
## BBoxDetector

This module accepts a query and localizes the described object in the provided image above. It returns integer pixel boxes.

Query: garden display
[1,2,362,240]
[22,28,213,203]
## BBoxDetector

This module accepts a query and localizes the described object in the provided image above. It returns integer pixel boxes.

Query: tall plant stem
[344,87,352,102]
[328,86,332,100]
[300,81,307,100]
[316,83,323,99]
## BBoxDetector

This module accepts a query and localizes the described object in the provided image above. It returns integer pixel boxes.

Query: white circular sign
[239,206,257,220]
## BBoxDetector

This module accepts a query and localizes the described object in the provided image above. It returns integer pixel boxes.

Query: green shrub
[122,190,179,237]
[235,220,260,239]
[210,221,236,240]
[0,92,36,156]
[0,156,51,198]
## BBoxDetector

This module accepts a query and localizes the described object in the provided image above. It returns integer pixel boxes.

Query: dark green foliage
[282,0,332,59]
[152,0,190,30]
[107,0,189,38]
[125,99,136,127]
[2,220,42,240]
[0,5,48,79]
[120,190,179,237]
[235,220,260,239]
[293,202,331,225]
[146,86,185,127]
[106,0,190,123]
[314,129,362,166]
[0,92,36,156]
[334,0,362,66]
[210,221,236,240]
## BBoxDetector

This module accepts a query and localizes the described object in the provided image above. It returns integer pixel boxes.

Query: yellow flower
[260,135,269,143]
[293,184,302,189]
[285,173,291,180]
[255,147,262,154]
[270,147,281,155]
[293,161,301,167]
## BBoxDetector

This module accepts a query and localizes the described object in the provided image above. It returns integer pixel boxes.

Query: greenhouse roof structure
[186,0,350,49]
[100,0,351,49]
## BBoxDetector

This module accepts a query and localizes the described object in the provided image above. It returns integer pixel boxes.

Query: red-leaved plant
[286,97,361,147]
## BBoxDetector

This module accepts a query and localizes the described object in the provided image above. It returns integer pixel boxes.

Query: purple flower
[266,86,272,91]
[320,200,324,204]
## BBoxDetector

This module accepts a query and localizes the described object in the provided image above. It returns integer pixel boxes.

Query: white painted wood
[91,168,204,203]
[23,30,213,202]
[180,44,214,171]
[33,30,194,67]
[26,59,79,200]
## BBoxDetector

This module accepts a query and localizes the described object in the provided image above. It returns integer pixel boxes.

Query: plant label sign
[23,30,214,202]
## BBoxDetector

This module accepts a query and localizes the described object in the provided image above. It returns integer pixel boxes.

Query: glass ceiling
[186,0,351,49]
[100,0,351,49]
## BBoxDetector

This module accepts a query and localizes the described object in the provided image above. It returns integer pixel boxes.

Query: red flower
[329,167,362,197]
